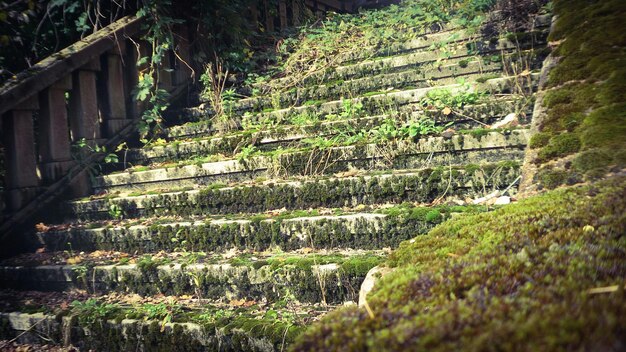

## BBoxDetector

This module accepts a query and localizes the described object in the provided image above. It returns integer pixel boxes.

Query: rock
[491,113,518,129]
[358,265,394,308]
[441,128,455,139]
[472,190,500,204]
[494,196,511,205]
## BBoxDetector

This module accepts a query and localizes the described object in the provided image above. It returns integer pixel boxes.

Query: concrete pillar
[2,96,40,211]
[68,59,102,144]
[38,76,74,183]
[102,49,130,136]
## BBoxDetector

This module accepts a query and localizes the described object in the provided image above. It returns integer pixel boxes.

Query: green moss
[536,133,581,162]
[537,168,568,189]
[293,176,626,351]
[534,0,626,184]
[528,131,552,149]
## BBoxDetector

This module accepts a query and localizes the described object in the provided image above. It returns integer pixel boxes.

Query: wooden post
[101,46,130,137]
[68,59,102,144]
[38,76,74,183]
[2,96,40,211]
[279,0,288,30]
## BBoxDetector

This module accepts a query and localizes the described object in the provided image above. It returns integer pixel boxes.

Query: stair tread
[101,129,529,188]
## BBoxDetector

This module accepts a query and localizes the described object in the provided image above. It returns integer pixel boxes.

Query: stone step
[333,14,551,66]
[37,204,472,253]
[0,250,383,305]
[241,43,547,112]
[165,95,526,141]
[96,130,529,193]
[235,56,504,113]
[262,14,551,89]
[68,162,520,222]
[209,48,546,118]
[174,74,538,140]
[0,292,328,351]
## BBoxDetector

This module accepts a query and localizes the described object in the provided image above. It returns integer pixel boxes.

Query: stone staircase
[0,9,551,351]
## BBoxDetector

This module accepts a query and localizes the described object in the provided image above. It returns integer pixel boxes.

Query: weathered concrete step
[335,14,551,66]
[0,251,382,305]
[180,75,539,139]
[69,162,520,221]
[0,296,326,351]
[37,204,466,253]
[167,95,527,141]
[254,35,548,101]
[264,14,551,89]
[95,130,529,193]
[227,58,510,114]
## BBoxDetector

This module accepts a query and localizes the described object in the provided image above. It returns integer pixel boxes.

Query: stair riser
[70,164,520,221]
[227,64,502,114]
[167,97,528,141]
[39,214,437,253]
[262,34,548,94]
[173,74,537,143]
[0,259,377,304]
[264,15,550,89]
[96,131,528,193]
[0,312,295,352]
[213,75,538,130]
[335,15,551,66]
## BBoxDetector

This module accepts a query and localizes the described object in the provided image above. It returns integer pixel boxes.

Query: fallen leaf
[442,106,452,115]
[67,256,82,265]
[35,223,50,232]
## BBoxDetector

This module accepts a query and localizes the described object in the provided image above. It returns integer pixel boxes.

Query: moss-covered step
[181,74,540,131]
[167,95,527,141]
[334,14,551,67]
[95,130,529,194]
[0,295,327,352]
[257,29,549,94]
[218,54,535,115]
[68,162,521,221]
[37,204,477,253]
[233,56,507,113]
[0,251,383,304]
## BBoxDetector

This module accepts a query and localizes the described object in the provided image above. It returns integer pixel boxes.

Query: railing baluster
[68,59,102,145]
[1,97,40,211]
[174,25,193,86]
[279,0,288,30]
[102,47,129,136]
[38,76,74,183]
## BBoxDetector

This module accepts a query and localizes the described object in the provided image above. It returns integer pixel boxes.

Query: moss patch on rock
[531,0,626,188]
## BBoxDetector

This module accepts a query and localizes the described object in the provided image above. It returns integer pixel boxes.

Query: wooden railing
[0,16,193,233]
